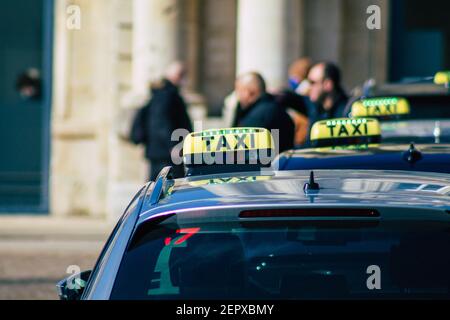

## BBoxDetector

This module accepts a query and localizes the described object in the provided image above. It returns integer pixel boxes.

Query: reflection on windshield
[148,228,200,296]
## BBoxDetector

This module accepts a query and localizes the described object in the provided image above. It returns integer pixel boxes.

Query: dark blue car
[56,168,450,300]
[55,128,450,300]
[274,143,450,173]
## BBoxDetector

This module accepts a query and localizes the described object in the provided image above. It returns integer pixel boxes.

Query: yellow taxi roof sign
[434,71,450,85]
[182,128,275,173]
[351,97,410,118]
[183,128,273,156]
[310,118,381,148]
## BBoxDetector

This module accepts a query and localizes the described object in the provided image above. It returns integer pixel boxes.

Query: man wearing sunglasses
[307,62,349,120]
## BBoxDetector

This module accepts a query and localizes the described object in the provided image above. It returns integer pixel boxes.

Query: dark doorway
[0,0,53,213]
[390,0,450,81]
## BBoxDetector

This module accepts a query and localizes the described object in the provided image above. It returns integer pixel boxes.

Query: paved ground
[0,217,114,300]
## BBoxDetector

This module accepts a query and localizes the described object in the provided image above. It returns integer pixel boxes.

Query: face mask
[288,77,300,90]
[297,80,311,96]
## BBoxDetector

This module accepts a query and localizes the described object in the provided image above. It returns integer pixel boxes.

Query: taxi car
[353,71,450,144]
[349,96,450,144]
[56,128,450,300]
[275,116,450,173]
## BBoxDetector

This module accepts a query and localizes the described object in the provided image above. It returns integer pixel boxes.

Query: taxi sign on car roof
[183,128,275,176]
[434,71,450,85]
[310,118,381,148]
[351,97,410,120]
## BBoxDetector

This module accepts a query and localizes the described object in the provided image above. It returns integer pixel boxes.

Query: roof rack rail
[149,166,174,205]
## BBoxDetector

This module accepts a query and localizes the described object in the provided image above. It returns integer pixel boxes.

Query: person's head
[165,61,187,86]
[288,57,312,89]
[307,62,343,107]
[16,68,41,99]
[235,72,266,109]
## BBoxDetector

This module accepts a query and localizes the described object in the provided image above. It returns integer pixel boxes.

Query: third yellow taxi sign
[351,97,410,118]
[310,118,381,148]
[434,71,450,85]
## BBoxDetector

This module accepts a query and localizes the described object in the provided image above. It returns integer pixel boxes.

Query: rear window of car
[110,219,450,300]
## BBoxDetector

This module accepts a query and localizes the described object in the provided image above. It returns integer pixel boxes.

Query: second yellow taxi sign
[310,118,381,148]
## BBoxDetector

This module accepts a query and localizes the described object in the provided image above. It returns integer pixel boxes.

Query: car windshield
[110,218,450,300]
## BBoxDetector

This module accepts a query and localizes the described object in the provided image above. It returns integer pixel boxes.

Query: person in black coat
[233,72,295,153]
[131,62,193,180]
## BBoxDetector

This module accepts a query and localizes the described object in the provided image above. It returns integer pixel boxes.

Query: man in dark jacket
[307,62,349,121]
[233,72,295,153]
[132,62,193,180]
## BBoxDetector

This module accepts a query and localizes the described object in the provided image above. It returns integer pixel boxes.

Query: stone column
[51,0,117,218]
[236,0,288,90]
[132,0,179,96]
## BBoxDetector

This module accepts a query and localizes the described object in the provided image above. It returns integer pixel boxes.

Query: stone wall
[304,0,389,91]
[52,0,147,220]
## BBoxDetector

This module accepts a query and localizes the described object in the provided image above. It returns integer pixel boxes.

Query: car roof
[281,143,450,157]
[276,143,450,173]
[137,170,450,224]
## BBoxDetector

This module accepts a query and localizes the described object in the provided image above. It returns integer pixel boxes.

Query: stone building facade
[51,0,389,220]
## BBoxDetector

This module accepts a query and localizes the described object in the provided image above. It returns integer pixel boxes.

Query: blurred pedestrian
[307,62,349,120]
[274,58,315,147]
[287,57,312,96]
[130,61,193,181]
[233,72,295,153]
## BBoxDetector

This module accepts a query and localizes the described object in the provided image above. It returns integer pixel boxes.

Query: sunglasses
[308,79,324,86]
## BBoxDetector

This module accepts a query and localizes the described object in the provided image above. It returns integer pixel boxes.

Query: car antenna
[403,143,422,164]
[304,171,320,193]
